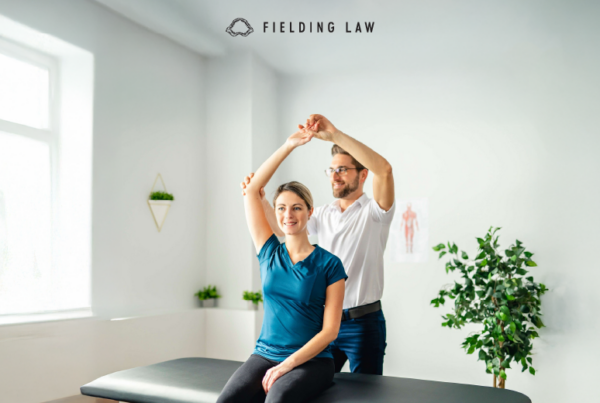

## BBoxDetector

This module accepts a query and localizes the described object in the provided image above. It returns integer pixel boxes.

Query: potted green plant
[430,227,547,389]
[148,191,174,232]
[195,285,221,308]
[243,290,263,310]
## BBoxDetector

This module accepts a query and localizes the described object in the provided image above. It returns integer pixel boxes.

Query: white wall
[250,54,281,291]
[205,308,263,362]
[205,51,281,307]
[204,50,253,309]
[278,53,600,402]
[0,1,208,402]
[0,310,206,403]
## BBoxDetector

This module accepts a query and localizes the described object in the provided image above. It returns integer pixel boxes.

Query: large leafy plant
[431,227,547,389]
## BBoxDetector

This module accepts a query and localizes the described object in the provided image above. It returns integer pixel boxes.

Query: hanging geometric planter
[148,173,174,232]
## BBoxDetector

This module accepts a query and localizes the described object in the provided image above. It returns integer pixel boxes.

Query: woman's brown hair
[272,181,313,211]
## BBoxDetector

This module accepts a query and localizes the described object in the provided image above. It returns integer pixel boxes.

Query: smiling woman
[218,126,347,403]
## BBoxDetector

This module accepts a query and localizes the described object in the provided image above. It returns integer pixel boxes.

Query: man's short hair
[331,144,366,170]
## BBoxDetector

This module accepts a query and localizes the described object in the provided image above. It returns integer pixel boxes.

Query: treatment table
[81,357,531,403]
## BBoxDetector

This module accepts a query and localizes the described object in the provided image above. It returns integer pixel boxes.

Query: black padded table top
[81,357,531,403]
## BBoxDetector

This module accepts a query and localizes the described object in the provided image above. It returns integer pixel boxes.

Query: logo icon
[226,18,254,37]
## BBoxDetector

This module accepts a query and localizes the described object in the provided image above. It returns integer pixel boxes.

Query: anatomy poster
[389,198,429,263]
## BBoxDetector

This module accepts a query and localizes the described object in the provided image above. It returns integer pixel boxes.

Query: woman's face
[275,191,313,236]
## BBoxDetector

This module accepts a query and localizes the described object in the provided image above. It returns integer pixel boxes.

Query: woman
[217,127,347,403]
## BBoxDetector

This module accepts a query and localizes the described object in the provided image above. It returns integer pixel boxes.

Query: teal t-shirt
[253,234,347,362]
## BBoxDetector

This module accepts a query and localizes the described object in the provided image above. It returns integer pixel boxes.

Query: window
[0,51,50,129]
[0,18,94,324]
[0,131,52,315]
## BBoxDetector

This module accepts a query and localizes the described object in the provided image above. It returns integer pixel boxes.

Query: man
[242,114,395,375]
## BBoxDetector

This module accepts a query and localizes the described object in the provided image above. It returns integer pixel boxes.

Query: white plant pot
[202,299,217,308]
[247,300,258,310]
[148,200,172,232]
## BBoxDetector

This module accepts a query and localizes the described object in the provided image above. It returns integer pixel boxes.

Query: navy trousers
[330,309,387,375]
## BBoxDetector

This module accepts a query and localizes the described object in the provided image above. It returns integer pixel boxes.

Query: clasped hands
[287,114,338,148]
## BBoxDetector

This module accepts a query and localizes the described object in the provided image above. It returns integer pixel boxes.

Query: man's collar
[330,193,369,211]
[356,193,369,205]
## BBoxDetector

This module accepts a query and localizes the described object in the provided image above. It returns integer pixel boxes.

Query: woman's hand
[285,126,314,149]
[262,361,294,394]
[299,114,339,142]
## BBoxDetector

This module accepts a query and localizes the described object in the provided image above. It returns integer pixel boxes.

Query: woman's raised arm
[244,128,313,253]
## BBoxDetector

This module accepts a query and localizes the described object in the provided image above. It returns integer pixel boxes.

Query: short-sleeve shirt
[307,193,395,310]
[253,234,347,362]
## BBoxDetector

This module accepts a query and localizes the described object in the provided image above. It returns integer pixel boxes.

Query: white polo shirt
[307,193,395,310]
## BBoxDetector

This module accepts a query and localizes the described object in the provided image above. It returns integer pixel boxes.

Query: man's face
[329,154,361,199]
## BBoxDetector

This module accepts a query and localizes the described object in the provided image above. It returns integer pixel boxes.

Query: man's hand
[299,114,339,142]
[262,361,294,394]
[240,173,265,198]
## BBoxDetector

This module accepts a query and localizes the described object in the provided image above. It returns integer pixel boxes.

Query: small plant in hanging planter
[430,227,548,389]
[243,290,263,310]
[150,191,174,201]
[195,285,221,308]
[147,188,174,232]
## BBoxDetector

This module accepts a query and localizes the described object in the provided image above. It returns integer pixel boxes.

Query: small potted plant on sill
[195,285,221,308]
[243,290,263,310]
[148,191,174,232]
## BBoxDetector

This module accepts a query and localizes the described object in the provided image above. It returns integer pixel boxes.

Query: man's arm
[304,114,395,211]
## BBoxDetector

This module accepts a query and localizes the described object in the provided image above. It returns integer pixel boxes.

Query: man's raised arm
[304,114,395,211]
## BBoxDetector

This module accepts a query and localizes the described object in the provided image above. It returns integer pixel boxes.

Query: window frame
[0,36,65,318]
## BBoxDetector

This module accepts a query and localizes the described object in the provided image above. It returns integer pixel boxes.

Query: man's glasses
[324,167,358,177]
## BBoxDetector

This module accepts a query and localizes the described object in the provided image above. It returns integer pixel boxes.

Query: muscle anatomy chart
[389,198,429,263]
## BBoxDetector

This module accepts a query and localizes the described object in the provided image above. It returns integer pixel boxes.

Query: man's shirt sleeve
[307,206,323,236]
[369,199,396,224]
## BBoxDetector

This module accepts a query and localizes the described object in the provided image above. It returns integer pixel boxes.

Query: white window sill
[0,308,93,326]
[0,306,262,327]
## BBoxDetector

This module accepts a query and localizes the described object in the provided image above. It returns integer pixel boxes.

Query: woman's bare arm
[240,175,286,237]
[244,129,313,252]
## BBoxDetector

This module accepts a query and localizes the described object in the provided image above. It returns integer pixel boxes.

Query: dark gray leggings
[217,354,334,403]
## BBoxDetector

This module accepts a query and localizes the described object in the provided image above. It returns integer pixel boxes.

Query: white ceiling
[93,0,596,76]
